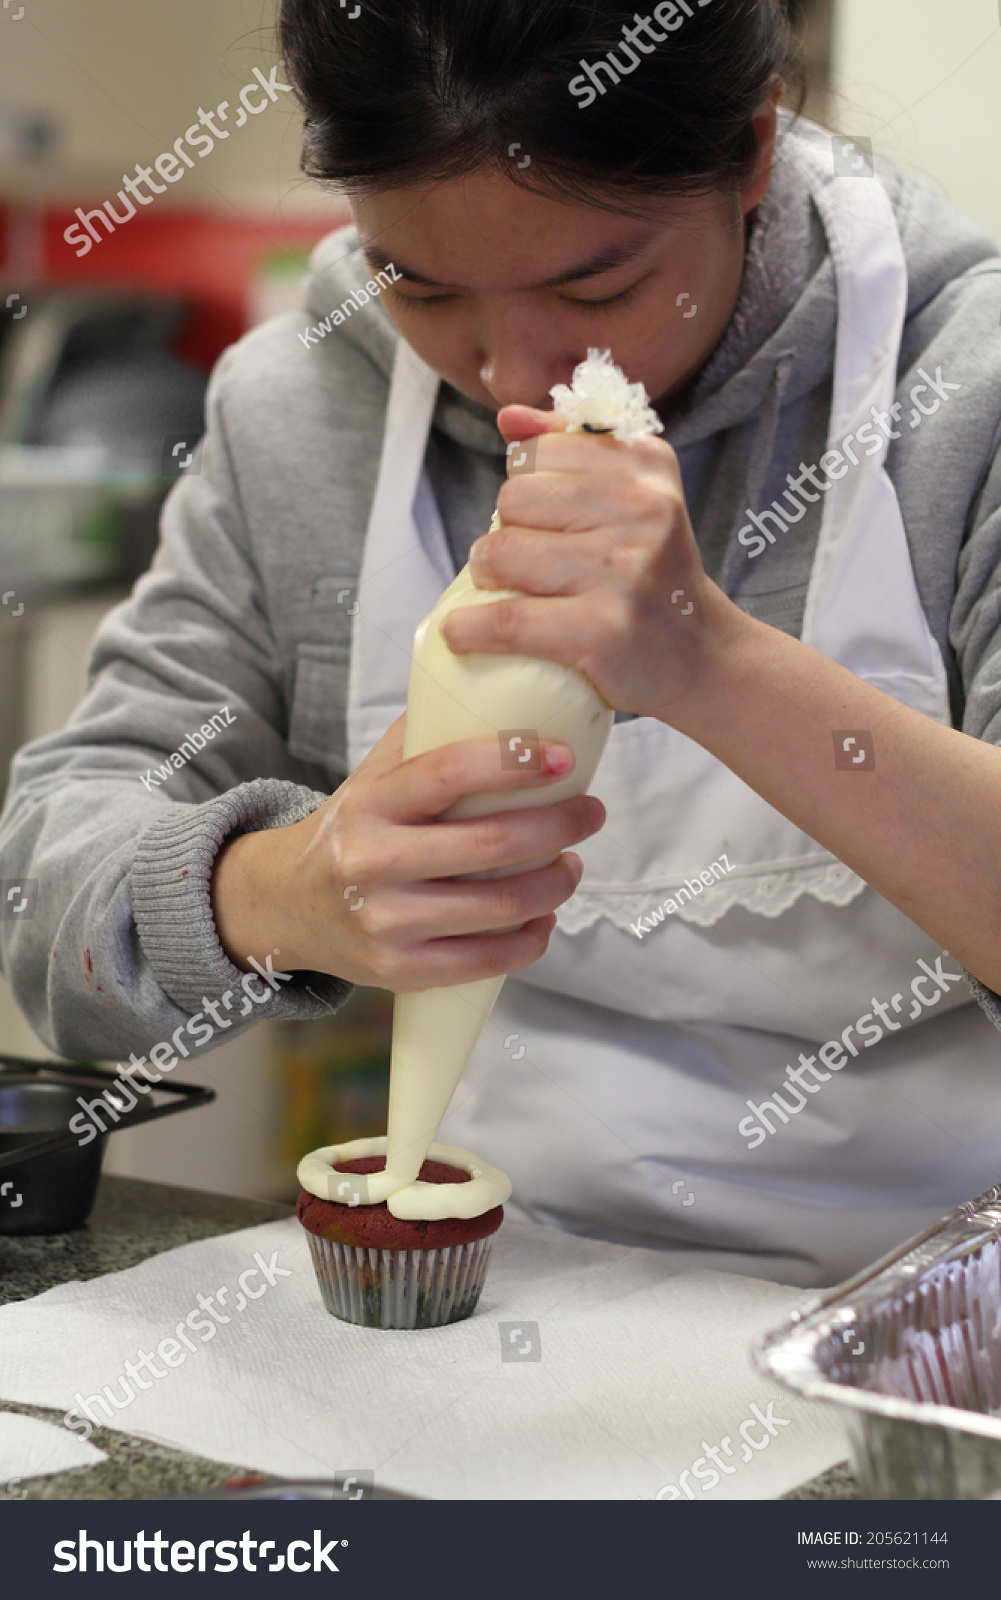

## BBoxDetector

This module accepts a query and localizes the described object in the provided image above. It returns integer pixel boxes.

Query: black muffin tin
[0,1054,215,1235]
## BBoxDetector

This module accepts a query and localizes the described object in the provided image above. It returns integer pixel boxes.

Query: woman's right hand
[211,715,605,991]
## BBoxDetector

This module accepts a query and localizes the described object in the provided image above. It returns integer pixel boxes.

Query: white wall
[831,0,1001,247]
[0,0,328,214]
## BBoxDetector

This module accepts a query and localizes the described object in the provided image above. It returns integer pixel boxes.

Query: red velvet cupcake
[297,1143,506,1329]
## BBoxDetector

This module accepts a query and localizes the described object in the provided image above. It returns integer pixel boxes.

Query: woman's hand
[211,716,605,990]
[440,404,739,722]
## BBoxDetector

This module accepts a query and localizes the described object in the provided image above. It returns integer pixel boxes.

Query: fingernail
[584,796,606,827]
[542,743,574,776]
[565,852,584,883]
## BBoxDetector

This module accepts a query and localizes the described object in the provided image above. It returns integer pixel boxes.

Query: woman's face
[352,98,779,416]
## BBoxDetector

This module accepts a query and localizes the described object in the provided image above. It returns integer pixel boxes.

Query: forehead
[352,171,721,291]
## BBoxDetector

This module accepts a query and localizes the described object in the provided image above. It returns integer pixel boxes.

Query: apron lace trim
[556,854,867,934]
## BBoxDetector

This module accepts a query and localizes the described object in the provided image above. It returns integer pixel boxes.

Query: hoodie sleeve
[0,346,353,1063]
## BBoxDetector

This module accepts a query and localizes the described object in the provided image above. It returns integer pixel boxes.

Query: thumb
[496,404,569,448]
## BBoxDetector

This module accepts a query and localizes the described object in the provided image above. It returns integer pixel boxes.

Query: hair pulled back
[279,0,800,204]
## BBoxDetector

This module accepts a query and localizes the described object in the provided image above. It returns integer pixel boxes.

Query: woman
[3,0,1001,1287]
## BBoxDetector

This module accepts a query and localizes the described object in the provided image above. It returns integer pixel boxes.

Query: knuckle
[494,881,529,923]
[483,522,517,567]
[491,597,521,644]
[331,837,366,889]
[619,478,658,520]
[431,744,468,795]
[495,480,526,523]
[349,900,376,936]
[365,938,395,984]
[637,434,677,472]
[471,816,510,859]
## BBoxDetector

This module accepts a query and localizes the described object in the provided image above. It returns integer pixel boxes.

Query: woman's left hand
[440,403,736,720]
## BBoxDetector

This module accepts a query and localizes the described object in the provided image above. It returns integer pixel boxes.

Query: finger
[441,591,607,666]
[371,736,577,822]
[398,914,558,989]
[498,464,663,529]
[503,427,673,477]
[392,853,584,941]
[471,524,631,598]
[381,793,606,880]
[504,428,629,478]
[497,405,568,446]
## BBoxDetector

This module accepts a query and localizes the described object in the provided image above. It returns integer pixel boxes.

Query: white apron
[346,131,1001,1286]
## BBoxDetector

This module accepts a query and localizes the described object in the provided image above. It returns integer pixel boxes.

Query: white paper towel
[0,1410,106,1488]
[0,1216,848,1500]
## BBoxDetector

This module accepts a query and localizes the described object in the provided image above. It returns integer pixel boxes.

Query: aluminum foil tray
[755,1184,1001,1498]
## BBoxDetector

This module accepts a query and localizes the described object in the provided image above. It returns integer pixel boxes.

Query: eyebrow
[363,235,654,292]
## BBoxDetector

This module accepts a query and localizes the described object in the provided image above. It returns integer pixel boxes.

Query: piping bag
[363,351,664,1212]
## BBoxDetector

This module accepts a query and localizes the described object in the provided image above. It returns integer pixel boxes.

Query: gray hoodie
[3,115,1001,1067]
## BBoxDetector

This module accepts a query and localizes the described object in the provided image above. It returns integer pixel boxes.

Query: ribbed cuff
[965,968,1001,1032]
[131,777,354,1019]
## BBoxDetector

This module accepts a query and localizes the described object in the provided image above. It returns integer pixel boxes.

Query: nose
[478,357,561,411]
[476,318,579,410]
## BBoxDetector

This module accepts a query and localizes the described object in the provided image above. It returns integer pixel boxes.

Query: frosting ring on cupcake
[296,1136,512,1221]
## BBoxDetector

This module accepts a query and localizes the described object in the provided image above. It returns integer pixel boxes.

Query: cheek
[381,302,483,383]
[615,255,743,397]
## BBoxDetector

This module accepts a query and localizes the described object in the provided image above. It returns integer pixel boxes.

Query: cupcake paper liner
[305,1230,495,1329]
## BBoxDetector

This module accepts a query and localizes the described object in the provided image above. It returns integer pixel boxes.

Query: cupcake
[296,1137,508,1330]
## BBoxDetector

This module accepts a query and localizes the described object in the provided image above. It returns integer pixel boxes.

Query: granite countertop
[0,1173,859,1501]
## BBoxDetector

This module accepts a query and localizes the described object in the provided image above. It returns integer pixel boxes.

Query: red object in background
[1,202,348,373]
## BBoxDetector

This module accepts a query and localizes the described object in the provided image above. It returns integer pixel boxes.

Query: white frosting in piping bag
[299,353,663,1221]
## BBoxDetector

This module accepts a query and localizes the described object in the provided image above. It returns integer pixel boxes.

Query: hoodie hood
[301,112,999,465]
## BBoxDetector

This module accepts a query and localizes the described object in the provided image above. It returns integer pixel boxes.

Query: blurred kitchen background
[0,0,999,1201]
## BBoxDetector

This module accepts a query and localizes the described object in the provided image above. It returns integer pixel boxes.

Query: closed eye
[561,281,645,315]
[385,286,458,310]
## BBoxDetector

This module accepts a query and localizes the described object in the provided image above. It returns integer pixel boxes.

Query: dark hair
[279,0,801,208]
